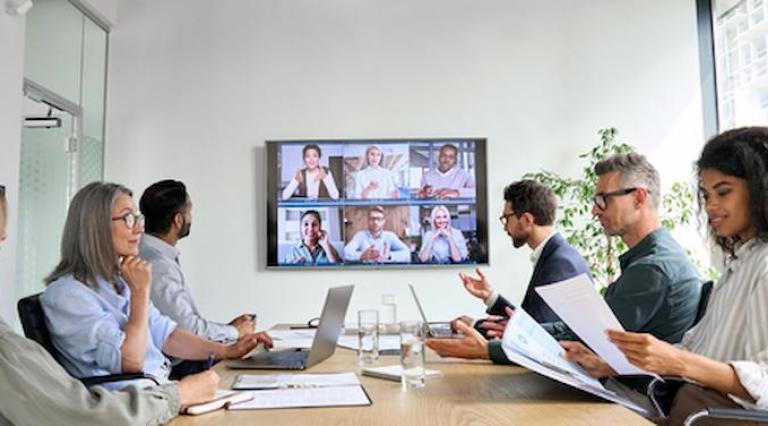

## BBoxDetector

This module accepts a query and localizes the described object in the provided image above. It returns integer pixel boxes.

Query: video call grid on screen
[266,138,489,269]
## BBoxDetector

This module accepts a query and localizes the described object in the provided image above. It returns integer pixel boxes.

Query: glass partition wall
[17,0,108,298]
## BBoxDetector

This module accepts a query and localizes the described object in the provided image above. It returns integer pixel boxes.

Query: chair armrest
[685,408,768,425]
[647,376,689,417]
[80,372,160,387]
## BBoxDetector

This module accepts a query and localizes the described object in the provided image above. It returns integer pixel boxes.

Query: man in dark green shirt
[427,153,702,366]
[542,226,701,344]
[545,153,702,344]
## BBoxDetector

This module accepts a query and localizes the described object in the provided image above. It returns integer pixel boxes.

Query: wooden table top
[170,339,651,426]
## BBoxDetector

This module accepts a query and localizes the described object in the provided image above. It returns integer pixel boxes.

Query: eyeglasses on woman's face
[112,212,145,230]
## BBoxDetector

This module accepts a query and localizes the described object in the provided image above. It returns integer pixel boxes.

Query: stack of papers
[501,307,605,390]
[228,373,371,410]
[501,306,652,416]
[535,274,658,377]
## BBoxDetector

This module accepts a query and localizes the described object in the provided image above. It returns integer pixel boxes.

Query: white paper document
[535,274,655,377]
[228,386,370,410]
[233,372,360,390]
[361,364,442,382]
[336,335,401,352]
[501,307,652,416]
[268,330,317,340]
[268,330,317,349]
[501,306,604,390]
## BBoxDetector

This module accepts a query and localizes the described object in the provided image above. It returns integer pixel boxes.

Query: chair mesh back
[17,293,61,363]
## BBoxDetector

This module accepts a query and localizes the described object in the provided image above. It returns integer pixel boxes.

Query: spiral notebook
[183,390,254,415]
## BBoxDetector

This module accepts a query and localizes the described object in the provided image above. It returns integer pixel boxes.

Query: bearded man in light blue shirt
[344,206,411,263]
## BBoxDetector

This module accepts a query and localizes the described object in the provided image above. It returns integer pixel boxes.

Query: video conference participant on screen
[282,144,340,200]
[344,206,410,263]
[418,205,468,263]
[351,145,400,199]
[286,210,341,265]
[418,143,475,199]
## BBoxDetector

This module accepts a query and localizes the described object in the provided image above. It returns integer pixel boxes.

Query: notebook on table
[228,372,371,410]
[182,390,253,415]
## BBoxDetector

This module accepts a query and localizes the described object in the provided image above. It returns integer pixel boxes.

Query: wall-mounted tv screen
[266,138,489,268]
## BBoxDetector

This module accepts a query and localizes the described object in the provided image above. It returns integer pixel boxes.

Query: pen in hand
[205,353,215,370]
[250,314,258,340]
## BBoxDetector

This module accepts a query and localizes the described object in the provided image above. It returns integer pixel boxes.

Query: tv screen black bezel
[265,137,489,269]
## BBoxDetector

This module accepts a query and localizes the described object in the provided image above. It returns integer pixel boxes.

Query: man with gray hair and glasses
[540,153,702,394]
[542,153,701,344]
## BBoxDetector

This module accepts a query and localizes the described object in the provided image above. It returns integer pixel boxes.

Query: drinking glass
[400,320,426,390]
[357,309,379,365]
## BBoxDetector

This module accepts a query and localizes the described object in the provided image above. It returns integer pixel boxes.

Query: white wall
[106,0,704,329]
[0,11,25,328]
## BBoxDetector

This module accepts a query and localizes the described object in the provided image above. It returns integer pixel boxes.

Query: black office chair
[646,280,768,424]
[692,280,714,327]
[17,293,159,387]
[684,407,768,425]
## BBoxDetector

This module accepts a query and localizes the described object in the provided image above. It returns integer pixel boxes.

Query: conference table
[171,330,652,426]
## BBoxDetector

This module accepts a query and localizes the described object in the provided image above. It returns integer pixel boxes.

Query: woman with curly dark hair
[562,127,768,425]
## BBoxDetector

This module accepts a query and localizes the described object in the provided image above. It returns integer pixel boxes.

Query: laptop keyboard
[269,351,309,369]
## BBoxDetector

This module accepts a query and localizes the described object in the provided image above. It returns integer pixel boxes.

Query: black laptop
[228,285,354,370]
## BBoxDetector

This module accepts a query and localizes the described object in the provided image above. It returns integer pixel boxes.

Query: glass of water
[381,294,397,333]
[357,309,379,366]
[400,320,426,390]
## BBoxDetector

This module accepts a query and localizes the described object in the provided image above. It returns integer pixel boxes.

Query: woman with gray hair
[40,182,272,389]
[419,205,468,263]
[0,184,223,425]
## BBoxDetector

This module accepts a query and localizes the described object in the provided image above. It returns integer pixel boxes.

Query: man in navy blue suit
[426,179,592,363]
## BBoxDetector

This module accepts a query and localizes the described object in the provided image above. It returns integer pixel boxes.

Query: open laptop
[408,284,463,338]
[228,285,354,370]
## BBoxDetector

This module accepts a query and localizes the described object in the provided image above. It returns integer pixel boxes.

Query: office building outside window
[712,0,768,130]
